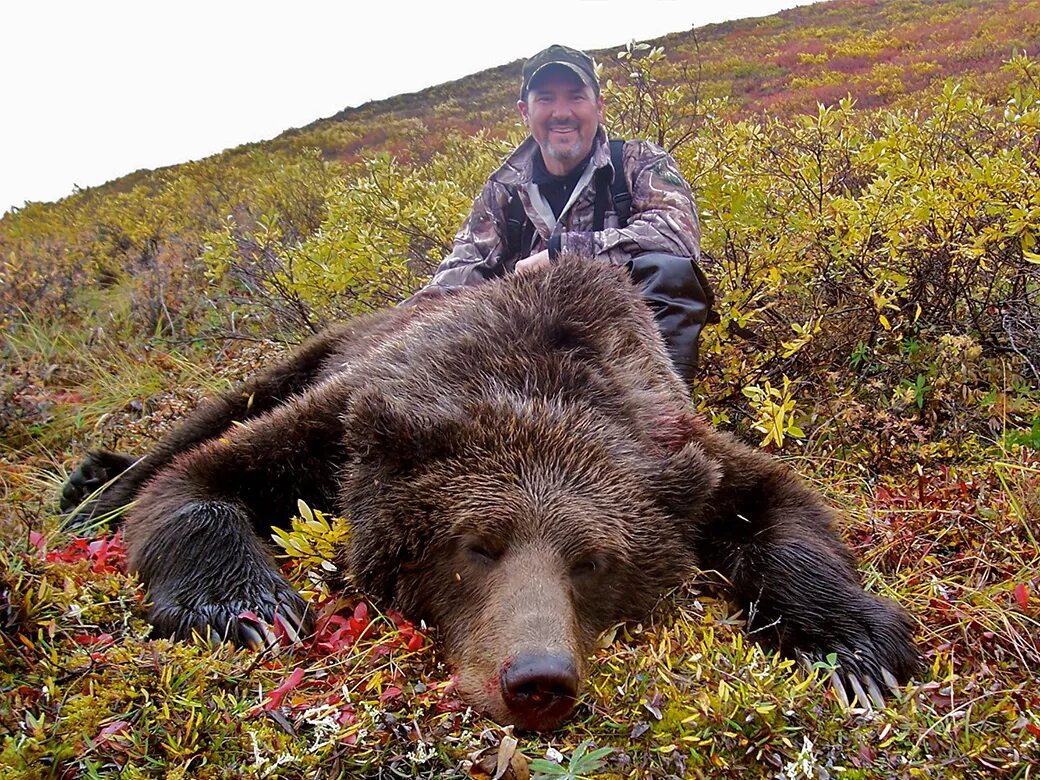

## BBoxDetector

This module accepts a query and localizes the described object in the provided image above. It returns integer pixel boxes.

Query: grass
[1,324,1038,777]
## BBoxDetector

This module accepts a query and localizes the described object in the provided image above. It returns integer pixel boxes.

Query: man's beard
[543,123,585,163]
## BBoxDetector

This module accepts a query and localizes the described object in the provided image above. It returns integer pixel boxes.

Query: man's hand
[515,249,551,275]
[398,284,457,309]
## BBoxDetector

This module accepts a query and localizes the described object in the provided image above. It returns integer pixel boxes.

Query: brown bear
[62,257,919,732]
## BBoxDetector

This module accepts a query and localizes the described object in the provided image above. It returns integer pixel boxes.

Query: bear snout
[500,652,579,731]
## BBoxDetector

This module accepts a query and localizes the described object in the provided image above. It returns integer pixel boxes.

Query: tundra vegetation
[2,0,1039,776]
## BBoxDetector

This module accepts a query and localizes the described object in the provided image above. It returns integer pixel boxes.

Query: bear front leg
[122,382,352,647]
[130,494,309,647]
[694,439,920,707]
[60,322,358,530]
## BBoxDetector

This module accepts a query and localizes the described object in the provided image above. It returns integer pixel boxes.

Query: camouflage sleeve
[559,141,701,263]
[424,181,510,290]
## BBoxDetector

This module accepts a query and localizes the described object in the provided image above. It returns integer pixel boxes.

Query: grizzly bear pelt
[62,258,918,732]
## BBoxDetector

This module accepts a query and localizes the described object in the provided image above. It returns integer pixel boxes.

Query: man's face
[518,69,605,176]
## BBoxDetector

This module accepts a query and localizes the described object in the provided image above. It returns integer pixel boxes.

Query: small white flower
[544,746,565,764]
[782,736,817,780]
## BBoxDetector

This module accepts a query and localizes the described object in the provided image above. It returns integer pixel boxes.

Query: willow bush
[200,131,522,335]
[667,55,1040,450]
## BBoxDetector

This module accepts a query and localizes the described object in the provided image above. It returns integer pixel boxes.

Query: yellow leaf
[366,670,383,693]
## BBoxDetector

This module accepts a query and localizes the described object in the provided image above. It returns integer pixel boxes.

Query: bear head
[339,388,721,731]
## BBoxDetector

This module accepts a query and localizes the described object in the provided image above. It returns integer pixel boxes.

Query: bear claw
[829,666,907,712]
[149,585,312,653]
[829,670,851,708]
[813,649,906,712]
[846,673,872,711]
[237,622,267,652]
[881,667,902,696]
[866,676,887,710]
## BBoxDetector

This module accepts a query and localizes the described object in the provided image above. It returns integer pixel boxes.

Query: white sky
[1,0,825,215]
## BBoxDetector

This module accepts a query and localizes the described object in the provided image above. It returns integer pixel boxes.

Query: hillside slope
[282,0,1040,162]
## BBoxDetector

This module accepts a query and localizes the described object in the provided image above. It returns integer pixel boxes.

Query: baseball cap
[520,44,599,99]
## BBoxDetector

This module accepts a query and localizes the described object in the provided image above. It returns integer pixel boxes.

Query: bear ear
[344,389,468,471]
[643,411,722,518]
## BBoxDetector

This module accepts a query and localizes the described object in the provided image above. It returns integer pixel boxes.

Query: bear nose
[500,653,579,730]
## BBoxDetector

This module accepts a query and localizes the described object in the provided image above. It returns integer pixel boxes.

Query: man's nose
[549,100,572,118]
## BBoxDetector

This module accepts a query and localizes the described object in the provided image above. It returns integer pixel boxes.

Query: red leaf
[856,742,875,767]
[435,697,465,713]
[95,720,131,751]
[72,632,114,647]
[379,686,402,703]
[53,390,85,405]
[1014,583,1030,610]
[348,602,371,636]
[348,602,372,639]
[1027,722,1040,738]
[406,632,424,652]
[39,533,126,573]
[88,534,127,573]
[29,531,46,550]
[46,538,90,563]
[336,707,357,726]
[317,626,356,654]
[237,609,263,624]
[317,614,348,634]
[263,667,305,711]
[98,720,129,738]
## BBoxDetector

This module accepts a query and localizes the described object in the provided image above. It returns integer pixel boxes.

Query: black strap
[592,167,611,233]
[507,139,633,260]
[505,191,531,265]
[593,140,631,232]
[609,139,632,228]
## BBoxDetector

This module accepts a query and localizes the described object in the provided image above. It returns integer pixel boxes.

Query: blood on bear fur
[62,257,919,732]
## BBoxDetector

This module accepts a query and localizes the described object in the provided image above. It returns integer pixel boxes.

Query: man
[414,44,712,384]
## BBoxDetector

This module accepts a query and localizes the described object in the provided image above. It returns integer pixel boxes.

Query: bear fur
[63,258,919,731]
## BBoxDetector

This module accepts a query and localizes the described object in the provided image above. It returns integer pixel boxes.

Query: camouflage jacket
[424,127,701,289]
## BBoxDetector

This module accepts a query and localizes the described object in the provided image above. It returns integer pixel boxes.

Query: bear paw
[800,594,920,711]
[60,450,139,530]
[147,576,312,652]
